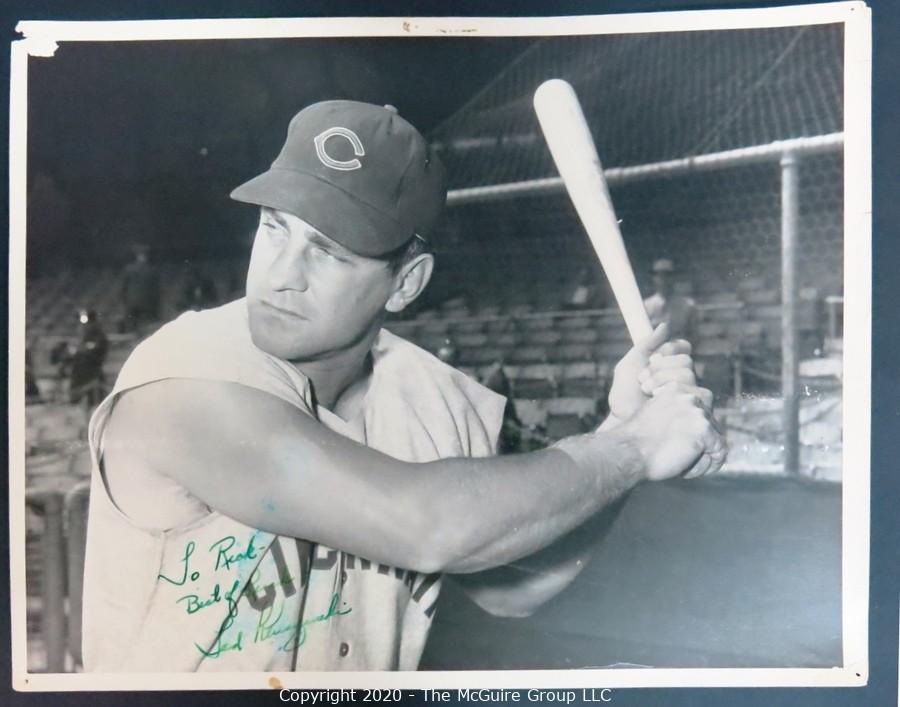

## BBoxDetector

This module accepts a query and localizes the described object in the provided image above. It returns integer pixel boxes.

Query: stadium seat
[455,333,489,348]
[695,338,735,356]
[544,413,585,439]
[562,328,601,344]
[558,362,606,398]
[543,397,599,439]
[553,343,595,363]
[491,331,521,348]
[596,341,631,359]
[597,321,631,340]
[508,304,535,317]
[737,276,769,293]
[451,320,485,335]
[523,330,562,346]
[742,288,780,305]
[516,317,555,332]
[506,345,548,365]
[510,363,560,399]
[707,291,741,303]
[557,316,592,330]
[703,306,743,322]
[458,347,505,367]
[731,321,764,346]
[544,397,598,417]
[698,321,727,338]
[485,319,515,334]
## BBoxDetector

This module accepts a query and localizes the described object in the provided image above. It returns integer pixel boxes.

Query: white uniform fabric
[82,299,505,672]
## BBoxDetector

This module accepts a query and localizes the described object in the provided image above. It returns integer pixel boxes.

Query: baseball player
[82,100,725,672]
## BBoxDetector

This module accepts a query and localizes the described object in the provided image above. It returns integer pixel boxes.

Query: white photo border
[8,0,872,691]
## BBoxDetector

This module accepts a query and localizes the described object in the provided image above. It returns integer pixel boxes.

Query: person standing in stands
[480,360,524,454]
[67,309,109,407]
[178,260,219,312]
[25,344,40,402]
[120,243,161,332]
[643,258,697,343]
[563,266,598,310]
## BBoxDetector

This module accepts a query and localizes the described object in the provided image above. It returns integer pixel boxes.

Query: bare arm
[101,379,670,576]
[455,333,717,616]
[451,499,626,617]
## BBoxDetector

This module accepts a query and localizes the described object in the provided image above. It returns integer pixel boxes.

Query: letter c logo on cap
[314,127,365,171]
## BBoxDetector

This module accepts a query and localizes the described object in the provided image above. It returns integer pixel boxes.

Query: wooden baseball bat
[533,78,653,344]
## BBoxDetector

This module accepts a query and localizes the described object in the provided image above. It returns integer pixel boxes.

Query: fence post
[65,482,91,667]
[40,492,67,671]
[781,151,801,474]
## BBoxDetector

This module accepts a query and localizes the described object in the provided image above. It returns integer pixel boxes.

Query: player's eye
[312,244,345,263]
[263,219,286,240]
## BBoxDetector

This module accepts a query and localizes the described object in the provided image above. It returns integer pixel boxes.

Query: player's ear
[385,253,434,313]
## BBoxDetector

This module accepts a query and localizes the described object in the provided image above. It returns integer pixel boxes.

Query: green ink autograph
[177,579,241,615]
[194,592,351,658]
[158,532,264,589]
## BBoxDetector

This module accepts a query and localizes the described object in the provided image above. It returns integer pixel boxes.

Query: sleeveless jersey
[81,299,505,671]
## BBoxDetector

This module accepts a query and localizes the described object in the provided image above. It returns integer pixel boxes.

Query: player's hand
[607,323,697,421]
[615,381,727,482]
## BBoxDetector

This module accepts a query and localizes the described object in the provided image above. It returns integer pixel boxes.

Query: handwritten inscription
[157,533,264,589]
[211,534,260,571]
[192,591,351,659]
[255,591,352,652]
[157,541,200,586]
[159,532,352,660]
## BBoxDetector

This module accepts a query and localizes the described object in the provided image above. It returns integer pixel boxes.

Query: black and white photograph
[9,2,871,691]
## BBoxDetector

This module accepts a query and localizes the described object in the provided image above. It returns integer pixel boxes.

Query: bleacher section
[25,255,842,480]
[27,258,836,397]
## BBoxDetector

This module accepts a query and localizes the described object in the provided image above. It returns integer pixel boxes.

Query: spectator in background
[67,309,109,407]
[437,338,523,454]
[25,345,40,402]
[178,260,219,312]
[120,244,160,332]
[436,337,459,366]
[481,360,524,454]
[563,266,597,310]
[643,258,697,342]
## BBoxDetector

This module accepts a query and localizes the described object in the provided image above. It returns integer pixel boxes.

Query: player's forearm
[410,430,645,574]
[453,497,626,617]
[246,427,643,575]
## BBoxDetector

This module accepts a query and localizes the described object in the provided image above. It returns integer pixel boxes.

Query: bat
[533,78,653,345]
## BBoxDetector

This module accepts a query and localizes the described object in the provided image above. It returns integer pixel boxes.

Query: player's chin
[248,318,309,360]
[253,331,311,360]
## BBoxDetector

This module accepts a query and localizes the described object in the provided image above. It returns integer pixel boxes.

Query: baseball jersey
[82,299,505,672]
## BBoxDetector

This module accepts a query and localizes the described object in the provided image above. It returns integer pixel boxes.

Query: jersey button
[341,571,348,585]
[339,642,350,657]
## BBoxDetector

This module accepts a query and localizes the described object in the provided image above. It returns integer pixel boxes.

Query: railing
[25,481,90,672]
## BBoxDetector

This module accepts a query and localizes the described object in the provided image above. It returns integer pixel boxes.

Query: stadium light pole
[780,151,801,475]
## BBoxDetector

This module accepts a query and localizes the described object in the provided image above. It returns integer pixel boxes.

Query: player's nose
[267,243,309,293]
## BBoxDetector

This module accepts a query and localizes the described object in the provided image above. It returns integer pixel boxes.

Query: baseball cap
[231,100,446,257]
